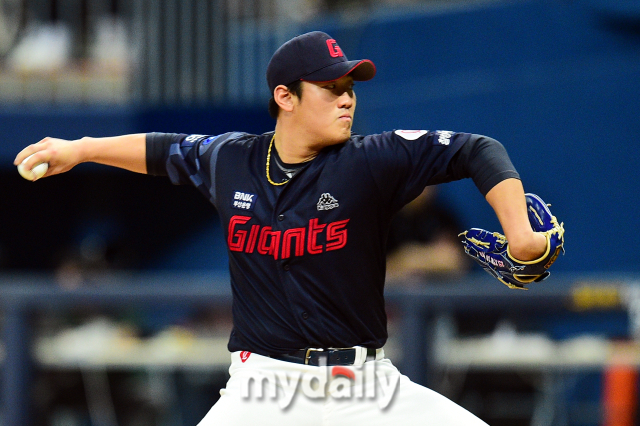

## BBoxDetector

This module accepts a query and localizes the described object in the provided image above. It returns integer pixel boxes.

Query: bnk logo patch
[232,191,257,211]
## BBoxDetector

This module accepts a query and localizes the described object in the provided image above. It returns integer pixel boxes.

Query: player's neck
[273,122,321,164]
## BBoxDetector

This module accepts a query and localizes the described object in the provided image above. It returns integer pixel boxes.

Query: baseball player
[15,31,564,425]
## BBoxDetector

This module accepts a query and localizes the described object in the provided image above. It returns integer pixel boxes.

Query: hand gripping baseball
[14,137,84,179]
[459,193,565,290]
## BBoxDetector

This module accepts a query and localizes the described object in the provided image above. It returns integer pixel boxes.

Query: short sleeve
[362,130,470,210]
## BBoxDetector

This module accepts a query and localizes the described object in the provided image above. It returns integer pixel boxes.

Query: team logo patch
[394,130,428,140]
[317,193,339,211]
[232,191,257,211]
[240,351,251,363]
[326,39,343,58]
[435,130,454,145]
[181,134,208,147]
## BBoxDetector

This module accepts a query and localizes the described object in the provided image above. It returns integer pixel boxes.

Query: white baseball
[17,154,48,181]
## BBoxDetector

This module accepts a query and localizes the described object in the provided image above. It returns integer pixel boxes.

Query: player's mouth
[338,114,352,122]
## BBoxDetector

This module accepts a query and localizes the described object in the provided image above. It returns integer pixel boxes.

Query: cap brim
[301,59,376,84]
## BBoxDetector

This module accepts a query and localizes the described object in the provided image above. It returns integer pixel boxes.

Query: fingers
[14,137,53,168]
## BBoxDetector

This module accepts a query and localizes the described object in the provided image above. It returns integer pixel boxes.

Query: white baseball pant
[197,350,487,426]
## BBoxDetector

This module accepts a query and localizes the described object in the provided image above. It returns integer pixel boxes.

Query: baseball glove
[459,193,565,290]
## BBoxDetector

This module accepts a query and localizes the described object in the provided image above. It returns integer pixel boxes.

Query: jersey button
[278,214,285,221]
[302,312,309,320]
[283,264,290,271]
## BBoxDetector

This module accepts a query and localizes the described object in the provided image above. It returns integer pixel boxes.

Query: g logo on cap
[326,39,343,58]
[266,31,376,94]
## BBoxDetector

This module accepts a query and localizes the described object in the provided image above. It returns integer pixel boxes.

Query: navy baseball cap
[266,31,376,94]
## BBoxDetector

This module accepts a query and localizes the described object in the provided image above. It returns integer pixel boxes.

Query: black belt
[271,347,377,366]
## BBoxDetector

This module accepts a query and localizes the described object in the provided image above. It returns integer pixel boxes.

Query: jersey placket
[269,165,330,347]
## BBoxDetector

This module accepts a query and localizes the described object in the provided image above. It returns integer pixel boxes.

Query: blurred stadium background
[1,0,639,425]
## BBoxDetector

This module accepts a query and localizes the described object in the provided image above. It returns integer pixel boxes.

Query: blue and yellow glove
[459,193,565,290]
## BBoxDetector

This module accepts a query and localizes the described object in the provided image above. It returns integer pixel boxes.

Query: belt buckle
[304,348,323,365]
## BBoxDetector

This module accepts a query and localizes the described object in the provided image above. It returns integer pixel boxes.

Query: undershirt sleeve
[145,132,184,176]
[448,134,520,196]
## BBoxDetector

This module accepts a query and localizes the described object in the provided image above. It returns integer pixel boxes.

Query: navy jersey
[155,130,472,355]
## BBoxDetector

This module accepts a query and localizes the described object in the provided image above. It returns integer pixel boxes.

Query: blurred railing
[0,0,309,106]
[0,272,636,425]
[130,0,302,106]
[2,0,512,106]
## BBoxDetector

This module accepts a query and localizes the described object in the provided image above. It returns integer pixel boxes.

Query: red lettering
[228,216,251,251]
[282,228,306,259]
[326,219,349,251]
[257,227,271,256]
[245,224,260,253]
[258,227,281,260]
[326,39,343,58]
[227,215,349,258]
[307,218,326,255]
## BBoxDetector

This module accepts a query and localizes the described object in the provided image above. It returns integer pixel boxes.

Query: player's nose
[337,90,354,109]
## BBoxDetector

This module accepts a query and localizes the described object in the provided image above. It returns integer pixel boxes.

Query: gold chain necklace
[266,133,289,186]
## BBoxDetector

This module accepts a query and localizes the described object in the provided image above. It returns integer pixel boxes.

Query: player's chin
[336,123,353,139]
[334,131,352,145]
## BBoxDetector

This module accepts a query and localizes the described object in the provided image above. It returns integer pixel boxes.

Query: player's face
[295,76,356,147]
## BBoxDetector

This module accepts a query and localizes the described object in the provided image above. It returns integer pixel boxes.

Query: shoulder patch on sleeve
[435,130,454,145]
[394,130,428,140]
[181,134,209,147]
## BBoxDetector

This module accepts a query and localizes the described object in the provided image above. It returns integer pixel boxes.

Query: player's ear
[274,85,295,113]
